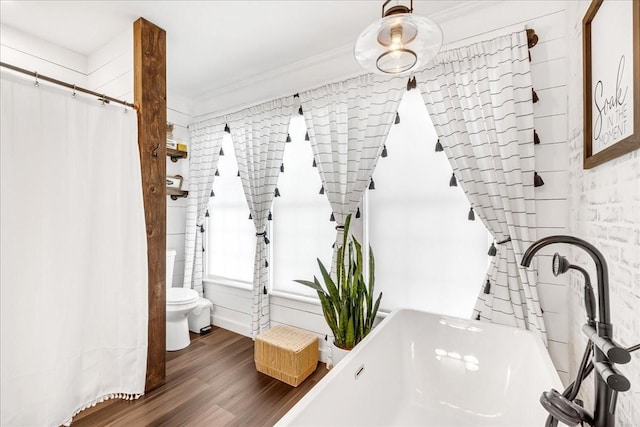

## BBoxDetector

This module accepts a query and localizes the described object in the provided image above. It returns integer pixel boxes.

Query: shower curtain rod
[0,61,136,109]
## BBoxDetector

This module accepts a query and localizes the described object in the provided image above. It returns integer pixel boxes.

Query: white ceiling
[0,1,471,103]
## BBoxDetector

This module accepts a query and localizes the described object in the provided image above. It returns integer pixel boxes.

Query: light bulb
[390,26,403,49]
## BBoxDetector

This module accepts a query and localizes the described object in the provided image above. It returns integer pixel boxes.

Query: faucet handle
[595,362,631,392]
[582,324,631,364]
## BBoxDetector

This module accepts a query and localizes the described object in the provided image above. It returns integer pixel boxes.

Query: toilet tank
[166,249,176,289]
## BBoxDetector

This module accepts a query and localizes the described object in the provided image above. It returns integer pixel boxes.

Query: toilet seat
[167,287,198,305]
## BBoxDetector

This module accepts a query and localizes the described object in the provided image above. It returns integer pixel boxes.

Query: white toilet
[166,249,199,351]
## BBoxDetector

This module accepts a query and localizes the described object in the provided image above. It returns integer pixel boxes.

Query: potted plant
[295,214,382,365]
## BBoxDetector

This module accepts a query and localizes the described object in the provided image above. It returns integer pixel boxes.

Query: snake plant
[295,214,382,350]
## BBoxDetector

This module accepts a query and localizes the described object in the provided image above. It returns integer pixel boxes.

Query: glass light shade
[354,13,443,75]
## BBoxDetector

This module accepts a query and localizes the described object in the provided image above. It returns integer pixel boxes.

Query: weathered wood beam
[134,17,167,392]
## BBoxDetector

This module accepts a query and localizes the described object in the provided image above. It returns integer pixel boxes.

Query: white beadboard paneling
[536,227,569,238]
[534,171,569,200]
[530,37,567,65]
[210,306,251,337]
[168,107,193,129]
[534,115,567,144]
[203,282,252,337]
[548,340,569,372]
[270,304,329,336]
[172,260,184,288]
[89,69,133,102]
[440,4,566,50]
[87,53,132,91]
[167,205,187,235]
[536,200,568,228]
[167,234,186,261]
[530,57,567,90]
[542,313,569,343]
[208,288,252,312]
[86,26,133,74]
[0,45,87,86]
[533,86,568,118]
[0,24,87,76]
[539,282,569,314]
[558,371,570,387]
[536,144,570,172]
[270,293,323,316]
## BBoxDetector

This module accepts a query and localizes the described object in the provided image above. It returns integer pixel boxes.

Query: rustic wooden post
[134,17,167,392]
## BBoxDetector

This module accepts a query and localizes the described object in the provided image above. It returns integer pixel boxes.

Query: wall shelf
[167,147,187,162]
[167,188,188,200]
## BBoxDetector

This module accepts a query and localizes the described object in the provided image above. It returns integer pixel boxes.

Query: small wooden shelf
[167,147,188,162]
[167,188,188,200]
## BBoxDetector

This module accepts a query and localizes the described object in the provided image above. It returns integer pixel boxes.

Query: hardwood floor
[72,327,328,426]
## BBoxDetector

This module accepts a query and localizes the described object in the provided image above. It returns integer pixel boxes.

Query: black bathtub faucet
[521,235,631,427]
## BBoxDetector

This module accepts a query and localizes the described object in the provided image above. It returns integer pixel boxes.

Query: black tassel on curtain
[483,280,491,294]
[534,172,545,187]
[468,207,475,221]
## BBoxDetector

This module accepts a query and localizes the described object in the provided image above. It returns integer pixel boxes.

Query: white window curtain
[299,74,405,268]
[228,97,293,337]
[415,30,546,342]
[183,118,225,295]
[0,73,147,425]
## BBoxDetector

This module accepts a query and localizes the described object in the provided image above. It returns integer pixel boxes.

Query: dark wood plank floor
[72,327,327,426]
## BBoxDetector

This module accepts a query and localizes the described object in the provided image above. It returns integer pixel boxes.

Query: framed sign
[583,0,640,169]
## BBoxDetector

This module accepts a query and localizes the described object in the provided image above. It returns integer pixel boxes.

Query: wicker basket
[255,326,318,387]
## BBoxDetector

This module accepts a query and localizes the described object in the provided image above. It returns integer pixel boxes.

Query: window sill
[270,290,320,306]
[203,276,252,291]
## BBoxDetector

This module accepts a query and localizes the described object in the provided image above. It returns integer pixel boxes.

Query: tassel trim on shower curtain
[64,392,144,426]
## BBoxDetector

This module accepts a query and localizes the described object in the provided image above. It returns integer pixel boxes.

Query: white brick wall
[566,1,640,424]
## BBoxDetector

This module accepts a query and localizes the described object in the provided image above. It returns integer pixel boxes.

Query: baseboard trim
[211,314,252,338]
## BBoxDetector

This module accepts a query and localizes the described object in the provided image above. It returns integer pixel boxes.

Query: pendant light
[354,0,443,75]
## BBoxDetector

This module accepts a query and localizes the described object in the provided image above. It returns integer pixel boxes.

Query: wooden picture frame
[583,0,640,169]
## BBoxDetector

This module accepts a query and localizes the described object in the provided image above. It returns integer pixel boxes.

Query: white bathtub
[276,309,562,426]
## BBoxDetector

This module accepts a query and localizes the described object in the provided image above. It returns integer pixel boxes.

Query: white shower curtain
[0,72,148,426]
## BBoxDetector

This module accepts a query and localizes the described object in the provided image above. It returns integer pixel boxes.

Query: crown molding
[190,0,509,119]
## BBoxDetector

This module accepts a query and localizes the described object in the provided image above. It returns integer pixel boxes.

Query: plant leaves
[368,292,383,332]
[294,278,324,293]
[318,291,338,338]
[318,259,339,304]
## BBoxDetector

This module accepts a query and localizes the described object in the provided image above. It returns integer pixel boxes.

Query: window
[366,90,489,317]
[206,93,489,319]
[271,115,335,297]
[206,133,256,284]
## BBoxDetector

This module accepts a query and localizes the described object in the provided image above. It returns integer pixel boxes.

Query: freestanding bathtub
[276,309,562,426]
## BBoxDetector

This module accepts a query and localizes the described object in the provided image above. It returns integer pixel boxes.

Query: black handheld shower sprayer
[521,235,633,427]
[552,252,597,326]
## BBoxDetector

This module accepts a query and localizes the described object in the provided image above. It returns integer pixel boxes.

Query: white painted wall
[1,22,192,288]
[199,1,574,374]
[565,1,640,424]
